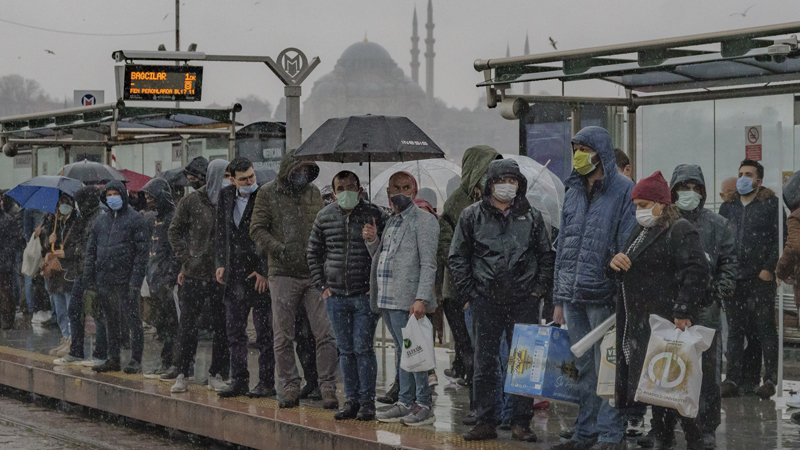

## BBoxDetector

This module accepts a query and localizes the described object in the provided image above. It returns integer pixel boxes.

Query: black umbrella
[59,160,128,185]
[157,167,189,187]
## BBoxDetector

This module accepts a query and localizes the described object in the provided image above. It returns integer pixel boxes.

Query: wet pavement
[2,320,800,449]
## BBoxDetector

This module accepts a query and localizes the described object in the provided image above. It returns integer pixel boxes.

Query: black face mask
[390,194,413,211]
[190,180,204,190]
[289,172,308,187]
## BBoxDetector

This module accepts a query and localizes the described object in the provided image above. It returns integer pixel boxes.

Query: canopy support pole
[570,106,581,138]
[627,106,637,179]
[777,121,785,397]
[31,146,38,178]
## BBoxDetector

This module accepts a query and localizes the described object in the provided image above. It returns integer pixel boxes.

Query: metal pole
[228,109,237,161]
[777,121,785,397]
[175,0,180,109]
[627,107,637,178]
[62,145,70,166]
[31,147,38,178]
[284,85,302,150]
[180,135,189,167]
[570,106,581,138]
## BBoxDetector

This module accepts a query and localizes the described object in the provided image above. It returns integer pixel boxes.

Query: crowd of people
[0,123,796,449]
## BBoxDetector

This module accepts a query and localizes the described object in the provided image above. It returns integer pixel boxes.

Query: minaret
[506,42,511,58]
[425,0,435,102]
[523,33,530,95]
[410,6,420,84]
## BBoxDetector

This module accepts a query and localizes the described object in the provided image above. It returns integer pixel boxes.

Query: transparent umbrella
[369,159,462,211]
[502,154,565,230]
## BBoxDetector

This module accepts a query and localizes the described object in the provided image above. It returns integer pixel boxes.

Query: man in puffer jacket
[307,170,387,420]
[552,126,636,450]
[84,181,148,373]
[669,164,737,448]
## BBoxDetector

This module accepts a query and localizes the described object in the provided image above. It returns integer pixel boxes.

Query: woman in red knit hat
[607,170,710,449]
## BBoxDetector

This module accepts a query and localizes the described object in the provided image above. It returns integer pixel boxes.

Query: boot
[279,389,300,408]
[246,381,276,398]
[321,389,339,410]
[218,380,250,398]
[511,425,537,442]
[720,380,739,398]
[299,381,320,399]
[377,382,399,404]
[755,380,776,399]
[356,402,375,421]
[334,400,359,420]
[463,424,497,441]
[92,358,121,373]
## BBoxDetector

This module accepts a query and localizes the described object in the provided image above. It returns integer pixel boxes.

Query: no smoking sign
[745,125,762,161]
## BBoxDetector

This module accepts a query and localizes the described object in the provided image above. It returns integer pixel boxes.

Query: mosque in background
[301,0,518,164]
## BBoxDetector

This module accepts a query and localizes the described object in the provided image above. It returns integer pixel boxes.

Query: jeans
[224,275,273,386]
[563,301,624,444]
[465,304,510,422]
[97,284,143,362]
[726,278,779,385]
[50,290,71,339]
[175,277,229,377]
[326,294,378,404]
[697,301,722,434]
[269,275,337,394]
[24,275,35,314]
[381,308,432,408]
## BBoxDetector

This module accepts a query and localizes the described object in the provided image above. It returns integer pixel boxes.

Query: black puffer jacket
[83,180,149,290]
[307,199,387,296]
[448,159,555,305]
[142,178,180,291]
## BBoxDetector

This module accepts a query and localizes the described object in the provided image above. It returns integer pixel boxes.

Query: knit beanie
[632,170,672,205]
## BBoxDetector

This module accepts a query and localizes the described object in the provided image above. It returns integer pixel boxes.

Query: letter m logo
[282,53,301,78]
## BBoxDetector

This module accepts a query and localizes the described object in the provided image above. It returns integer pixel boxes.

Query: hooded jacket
[669,165,737,304]
[83,180,149,290]
[184,156,209,181]
[437,145,501,300]
[168,159,228,280]
[448,159,555,305]
[718,185,781,281]
[554,126,637,306]
[250,149,323,278]
[62,186,102,281]
[142,178,180,291]
[777,171,800,285]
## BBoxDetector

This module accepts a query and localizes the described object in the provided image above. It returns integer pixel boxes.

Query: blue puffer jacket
[554,126,636,306]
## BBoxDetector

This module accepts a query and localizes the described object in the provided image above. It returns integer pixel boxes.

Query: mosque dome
[338,40,394,64]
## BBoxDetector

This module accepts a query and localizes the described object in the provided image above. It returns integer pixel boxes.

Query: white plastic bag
[634,314,715,418]
[571,314,616,358]
[141,278,151,298]
[21,232,42,277]
[596,326,616,399]
[400,316,436,372]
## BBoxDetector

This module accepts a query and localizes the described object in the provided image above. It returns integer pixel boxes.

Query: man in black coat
[719,159,781,400]
[141,178,181,377]
[215,158,274,399]
[449,159,555,443]
[0,195,25,330]
[307,170,387,421]
[84,181,148,373]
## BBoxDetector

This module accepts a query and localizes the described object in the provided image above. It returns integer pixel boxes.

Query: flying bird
[44,49,55,55]
[163,13,169,21]
[549,37,558,50]
[730,4,755,17]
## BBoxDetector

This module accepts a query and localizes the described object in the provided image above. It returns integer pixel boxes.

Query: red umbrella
[118,169,152,192]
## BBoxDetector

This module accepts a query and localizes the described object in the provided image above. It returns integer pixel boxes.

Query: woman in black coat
[608,171,709,450]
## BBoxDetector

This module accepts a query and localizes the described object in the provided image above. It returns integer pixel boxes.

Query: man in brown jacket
[777,170,800,311]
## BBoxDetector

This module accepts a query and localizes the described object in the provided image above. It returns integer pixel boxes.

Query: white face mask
[676,191,701,211]
[636,207,659,228]
[492,183,517,202]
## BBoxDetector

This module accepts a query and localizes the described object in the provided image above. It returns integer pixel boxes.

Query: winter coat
[437,145,502,300]
[250,149,323,278]
[554,126,637,307]
[670,165,737,304]
[83,180,149,291]
[65,186,102,281]
[307,199,388,297]
[719,187,782,281]
[214,185,268,282]
[612,218,710,409]
[168,186,217,280]
[142,178,180,291]
[448,159,555,305]
[0,207,25,273]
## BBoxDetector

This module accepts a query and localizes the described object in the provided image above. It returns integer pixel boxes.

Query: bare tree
[0,74,61,117]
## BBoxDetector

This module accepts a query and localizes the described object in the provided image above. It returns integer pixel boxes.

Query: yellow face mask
[573,150,597,175]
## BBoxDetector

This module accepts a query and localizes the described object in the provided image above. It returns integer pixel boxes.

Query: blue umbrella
[7,176,85,214]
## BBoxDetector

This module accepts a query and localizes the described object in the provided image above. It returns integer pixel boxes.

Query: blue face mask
[106,196,123,211]
[736,175,755,195]
[238,183,258,195]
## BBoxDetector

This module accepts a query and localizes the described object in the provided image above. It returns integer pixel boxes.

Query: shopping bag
[571,314,615,358]
[596,327,616,398]
[634,314,715,418]
[141,278,150,298]
[21,233,42,277]
[400,316,436,372]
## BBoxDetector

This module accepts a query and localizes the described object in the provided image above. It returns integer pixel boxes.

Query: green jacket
[438,145,501,299]
[250,149,323,278]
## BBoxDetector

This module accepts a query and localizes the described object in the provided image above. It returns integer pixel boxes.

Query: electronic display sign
[123,65,203,101]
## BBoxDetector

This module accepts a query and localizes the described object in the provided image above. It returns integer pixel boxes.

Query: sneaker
[400,403,435,427]
[31,311,44,324]
[755,380,776,399]
[144,364,172,379]
[80,357,105,367]
[123,360,142,374]
[443,368,463,381]
[56,339,72,357]
[559,427,575,440]
[171,374,188,393]
[462,410,477,426]
[207,374,229,392]
[376,402,413,423]
[376,382,399,404]
[627,417,645,437]
[334,400,360,420]
[279,389,300,408]
[49,337,69,356]
[161,366,193,381]
[511,425,538,442]
[54,354,82,365]
[787,394,800,408]
[428,373,439,387]
[322,389,339,410]
[217,380,249,398]
[356,402,376,421]
[720,380,739,398]
[463,423,498,441]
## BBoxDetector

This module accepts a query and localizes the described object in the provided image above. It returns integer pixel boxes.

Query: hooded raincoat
[554,126,637,306]
[250,149,323,278]
[142,178,180,292]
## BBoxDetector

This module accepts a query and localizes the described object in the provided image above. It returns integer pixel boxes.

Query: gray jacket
[367,203,439,313]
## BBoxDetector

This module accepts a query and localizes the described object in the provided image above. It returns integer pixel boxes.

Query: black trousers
[97,284,144,363]
[225,274,274,386]
[652,406,702,445]
[151,285,179,367]
[726,278,778,385]
[175,277,229,378]
[442,296,473,378]
[697,302,722,434]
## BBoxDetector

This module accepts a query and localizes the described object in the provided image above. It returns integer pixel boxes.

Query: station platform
[1,322,799,449]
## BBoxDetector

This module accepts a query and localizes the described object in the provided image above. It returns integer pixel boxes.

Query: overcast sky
[1,0,798,111]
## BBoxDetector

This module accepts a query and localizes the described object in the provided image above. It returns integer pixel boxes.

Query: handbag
[40,219,73,279]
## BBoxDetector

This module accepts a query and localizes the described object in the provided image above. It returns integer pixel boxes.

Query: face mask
[336,190,359,210]
[573,150,597,176]
[222,179,232,188]
[238,183,258,195]
[676,191,701,211]
[736,175,755,195]
[636,206,659,228]
[106,196,123,211]
[58,204,73,216]
[492,183,517,202]
[289,171,309,187]
[390,194,413,211]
